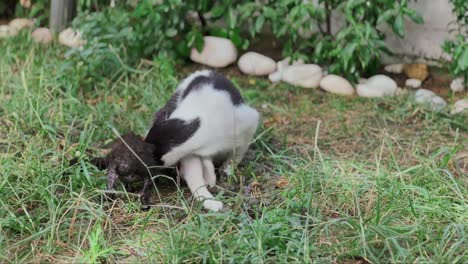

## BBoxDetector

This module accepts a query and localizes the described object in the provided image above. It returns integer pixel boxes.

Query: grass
[0,32,467,263]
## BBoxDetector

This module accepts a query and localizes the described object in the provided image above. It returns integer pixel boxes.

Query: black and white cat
[145,70,259,211]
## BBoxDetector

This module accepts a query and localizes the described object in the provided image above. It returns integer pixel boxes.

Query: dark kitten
[99,132,159,207]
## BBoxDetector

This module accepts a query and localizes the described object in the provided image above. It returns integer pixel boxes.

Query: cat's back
[170,70,244,120]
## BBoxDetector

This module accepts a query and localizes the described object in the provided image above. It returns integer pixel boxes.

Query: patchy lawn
[0,34,467,263]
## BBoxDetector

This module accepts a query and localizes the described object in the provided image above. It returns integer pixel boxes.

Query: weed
[0,35,467,263]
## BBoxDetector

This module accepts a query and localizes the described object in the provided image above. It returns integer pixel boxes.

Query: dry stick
[301,119,322,262]
[313,120,322,163]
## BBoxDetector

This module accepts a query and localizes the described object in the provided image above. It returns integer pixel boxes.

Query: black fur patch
[181,71,244,105]
[144,118,201,161]
[182,75,210,98]
[210,71,244,105]
[152,91,180,124]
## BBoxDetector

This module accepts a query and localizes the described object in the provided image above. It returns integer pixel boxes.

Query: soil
[387,67,455,98]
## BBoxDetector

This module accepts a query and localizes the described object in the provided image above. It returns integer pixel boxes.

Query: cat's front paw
[161,152,178,167]
[203,199,224,212]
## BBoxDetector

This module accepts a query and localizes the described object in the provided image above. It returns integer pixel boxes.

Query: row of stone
[385,63,465,93]
[0,18,86,48]
[190,36,466,113]
[2,24,465,114]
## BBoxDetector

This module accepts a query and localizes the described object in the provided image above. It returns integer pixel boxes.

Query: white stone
[58,28,86,48]
[31,27,53,44]
[190,36,237,68]
[384,63,404,74]
[268,72,282,82]
[238,52,276,76]
[20,0,32,8]
[358,78,368,84]
[319,74,354,96]
[282,64,323,88]
[414,89,447,111]
[9,18,34,31]
[405,78,422,88]
[0,25,18,38]
[268,57,304,83]
[451,99,468,114]
[450,77,465,93]
[396,87,408,96]
[356,75,397,97]
[430,96,448,111]
[277,57,304,71]
[415,89,436,102]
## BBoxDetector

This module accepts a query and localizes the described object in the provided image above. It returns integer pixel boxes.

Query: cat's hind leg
[201,158,216,188]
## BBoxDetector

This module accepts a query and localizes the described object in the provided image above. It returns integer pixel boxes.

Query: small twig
[197,11,207,30]
[325,1,332,35]
[145,204,185,210]
[96,189,140,197]
[313,120,322,163]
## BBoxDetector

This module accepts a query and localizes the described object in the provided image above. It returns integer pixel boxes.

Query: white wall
[328,0,457,63]
[383,0,457,63]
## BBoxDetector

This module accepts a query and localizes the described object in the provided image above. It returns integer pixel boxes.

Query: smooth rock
[451,99,468,114]
[31,27,53,44]
[20,0,32,8]
[414,89,447,111]
[319,74,354,95]
[0,25,18,38]
[403,63,429,81]
[282,64,322,88]
[190,36,237,68]
[268,57,304,82]
[9,18,34,31]
[268,72,282,82]
[396,87,407,96]
[384,63,404,74]
[450,77,465,93]
[415,89,436,101]
[277,57,304,71]
[356,75,397,97]
[358,78,368,84]
[405,78,422,89]
[238,52,276,76]
[58,28,86,48]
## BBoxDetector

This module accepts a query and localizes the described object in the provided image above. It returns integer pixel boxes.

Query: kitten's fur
[97,132,158,207]
[145,70,259,211]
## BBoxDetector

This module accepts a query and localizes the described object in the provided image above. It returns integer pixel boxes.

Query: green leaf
[255,16,265,33]
[392,13,404,38]
[403,8,424,24]
[175,41,190,57]
[404,9,424,24]
[241,39,250,50]
[165,28,178,37]
[377,10,394,25]
[210,5,225,18]
[209,27,229,38]
[194,32,204,52]
[458,48,468,70]
[229,30,243,48]
[227,8,237,29]
[263,6,276,19]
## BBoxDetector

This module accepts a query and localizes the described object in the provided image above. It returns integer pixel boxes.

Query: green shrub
[250,0,423,82]
[68,0,423,83]
[442,0,468,82]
